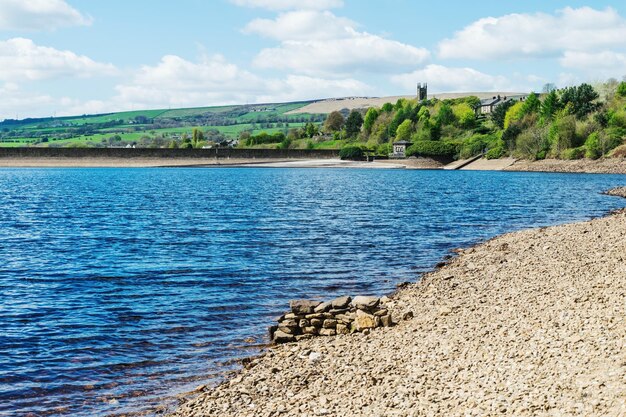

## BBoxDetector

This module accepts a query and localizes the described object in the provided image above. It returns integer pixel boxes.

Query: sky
[1,0,626,120]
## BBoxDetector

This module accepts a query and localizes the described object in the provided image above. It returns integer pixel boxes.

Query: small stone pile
[269,295,393,344]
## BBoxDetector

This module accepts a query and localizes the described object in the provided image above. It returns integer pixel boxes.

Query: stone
[278,326,298,335]
[336,323,349,334]
[280,319,298,327]
[319,328,336,337]
[295,334,313,342]
[273,330,295,343]
[323,319,337,328]
[305,313,324,320]
[311,318,323,327]
[290,300,322,315]
[403,311,414,320]
[380,296,390,303]
[335,314,354,323]
[381,314,393,327]
[302,326,318,335]
[268,325,278,340]
[308,351,322,362]
[314,301,332,313]
[329,308,349,314]
[352,296,380,310]
[284,313,300,320]
[299,319,310,328]
[331,296,352,309]
[373,309,388,317]
[353,310,377,331]
[439,306,452,316]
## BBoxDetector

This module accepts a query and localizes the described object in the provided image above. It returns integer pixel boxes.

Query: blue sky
[1,0,626,120]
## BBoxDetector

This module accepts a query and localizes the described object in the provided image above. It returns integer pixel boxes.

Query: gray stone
[319,328,336,337]
[373,309,388,317]
[331,296,352,309]
[381,314,393,327]
[280,319,298,327]
[352,296,380,310]
[290,300,322,315]
[329,308,349,314]
[278,325,298,335]
[323,319,337,328]
[314,301,332,313]
[273,330,295,343]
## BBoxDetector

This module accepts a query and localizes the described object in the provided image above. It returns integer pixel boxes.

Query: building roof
[393,140,412,145]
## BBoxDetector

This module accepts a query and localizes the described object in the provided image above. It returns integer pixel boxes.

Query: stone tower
[417,83,428,101]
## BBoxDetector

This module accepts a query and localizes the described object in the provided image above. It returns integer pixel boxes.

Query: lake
[1,167,624,416]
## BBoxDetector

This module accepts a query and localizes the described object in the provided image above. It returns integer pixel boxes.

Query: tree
[491,100,515,129]
[395,119,413,141]
[521,92,541,115]
[617,82,626,98]
[453,103,476,129]
[542,83,557,93]
[560,83,600,119]
[192,128,204,147]
[324,111,345,132]
[345,110,364,138]
[381,102,393,113]
[436,103,456,126]
[549,115,578,155]
[540,90,561,122]
[363,108,379,134]
[504,102,525,129]
[304,122,319,138]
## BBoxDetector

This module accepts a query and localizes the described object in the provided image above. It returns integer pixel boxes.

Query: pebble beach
[169,187,626,417]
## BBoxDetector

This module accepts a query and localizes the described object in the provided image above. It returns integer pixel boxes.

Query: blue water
[0,168,624,417]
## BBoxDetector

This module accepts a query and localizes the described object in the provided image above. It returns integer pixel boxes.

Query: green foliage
[381,103,393,113]
[514,126,550,160]
[485,146,505,160]
[504,102,525,129]
[617,82,626,98]
[436,103,456,126]
[304,122,319,138]
[458,134,497,159]
[453,103,476,129]
[560,83,600,119]
[388,108,408,137]
[406,141,456,157]
[276,138,292,150]
[561,147,585,160]
[345,110,364,138]
[521,92,541,115]
[491,100,515,129]
[549,115,579,155]
[339,145,365,160]
[540,90,562,122]
[502,125,522,151]
[363,108,379,134]
[395,119,413,141]
[245,132,286,146]
[324,111,345,132]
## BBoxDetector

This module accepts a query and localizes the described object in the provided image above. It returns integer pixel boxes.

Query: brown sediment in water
[168,187,626,416]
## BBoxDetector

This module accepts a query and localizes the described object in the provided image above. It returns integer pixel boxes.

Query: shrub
[458,134,497,159]
[561,147,585,160]
[485,146,505,159]
[514,126,550,160]
[406,141,456,157]
[339,146,365,160]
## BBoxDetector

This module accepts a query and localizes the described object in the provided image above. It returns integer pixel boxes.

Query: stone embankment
[169,187,626,417]
[270,296,394,344]
[505,158,626,174]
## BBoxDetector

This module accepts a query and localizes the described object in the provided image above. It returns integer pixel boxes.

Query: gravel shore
[505,158,626,174]
[170,188,626,417]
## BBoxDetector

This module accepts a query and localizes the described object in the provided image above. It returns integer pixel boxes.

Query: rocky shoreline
[505,158,626,174]
[169,187,626,416]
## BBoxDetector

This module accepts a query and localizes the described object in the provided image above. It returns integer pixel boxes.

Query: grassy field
[0,101,321,148]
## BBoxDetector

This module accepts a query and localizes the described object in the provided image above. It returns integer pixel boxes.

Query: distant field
[287,92,525,114]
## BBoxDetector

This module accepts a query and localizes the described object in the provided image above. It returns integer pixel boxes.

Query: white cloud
[244,10,356,41]
[113,54,372,109]
[0,0,91,31]
[560,51,626,79]
[247,11,429,77]
[391,65,513,93]
[438,7,626,60]
[0,38,117,81]
[230,0,343,11]
[0,82,56,120]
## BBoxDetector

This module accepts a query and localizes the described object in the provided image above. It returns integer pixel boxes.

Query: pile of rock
[269,295,393,344]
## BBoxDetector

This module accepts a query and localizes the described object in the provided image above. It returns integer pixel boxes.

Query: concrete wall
[0,148,340,160]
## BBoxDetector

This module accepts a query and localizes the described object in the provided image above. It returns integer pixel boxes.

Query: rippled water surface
[1,167,625,416]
